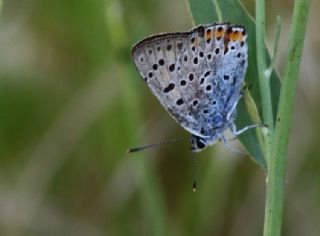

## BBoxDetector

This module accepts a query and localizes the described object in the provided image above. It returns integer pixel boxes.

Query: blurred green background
[0,0,319,235]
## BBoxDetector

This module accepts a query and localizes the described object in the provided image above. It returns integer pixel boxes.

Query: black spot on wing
[163,83,175,93]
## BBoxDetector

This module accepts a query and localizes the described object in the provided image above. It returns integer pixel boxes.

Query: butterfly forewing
[132,23,248,138]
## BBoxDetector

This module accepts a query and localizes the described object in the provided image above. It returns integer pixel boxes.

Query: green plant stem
[263,0,311,236]
[256,0,274,154]
[265,16,282,80]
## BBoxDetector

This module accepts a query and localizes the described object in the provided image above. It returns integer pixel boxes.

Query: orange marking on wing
[205,31,213,41]
[229,31,245,41]
[230,32,235,41]
[215,29,225,39]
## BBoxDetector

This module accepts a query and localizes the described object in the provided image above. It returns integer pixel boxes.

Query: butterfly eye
[192,135,206,149]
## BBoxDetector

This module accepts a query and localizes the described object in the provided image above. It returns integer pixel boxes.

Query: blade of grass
[106,1,168,234]
[263,0,311,235]
[121,64,168,236]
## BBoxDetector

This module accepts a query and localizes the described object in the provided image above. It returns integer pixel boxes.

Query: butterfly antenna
[127,137,184,153]
[192,151,197,192]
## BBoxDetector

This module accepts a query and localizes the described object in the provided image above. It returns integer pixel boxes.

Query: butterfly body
[132,23,248,151]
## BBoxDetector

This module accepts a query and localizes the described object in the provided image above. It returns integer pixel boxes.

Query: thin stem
[263,0,311,236]
[256,0,274,155]
[265,16,282,80]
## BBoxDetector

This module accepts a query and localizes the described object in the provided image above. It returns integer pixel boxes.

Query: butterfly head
[191,130,224,152]
[191,135,208,152]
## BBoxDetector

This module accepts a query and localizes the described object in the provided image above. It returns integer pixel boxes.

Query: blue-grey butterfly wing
[132,24,248,138]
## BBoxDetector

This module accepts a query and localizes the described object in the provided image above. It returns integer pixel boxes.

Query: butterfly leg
[229,123,264,137]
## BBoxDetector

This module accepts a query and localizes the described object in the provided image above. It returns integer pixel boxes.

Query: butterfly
[131,23,258,153]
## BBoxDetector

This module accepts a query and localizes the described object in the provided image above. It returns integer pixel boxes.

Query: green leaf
[186,0,281,170]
